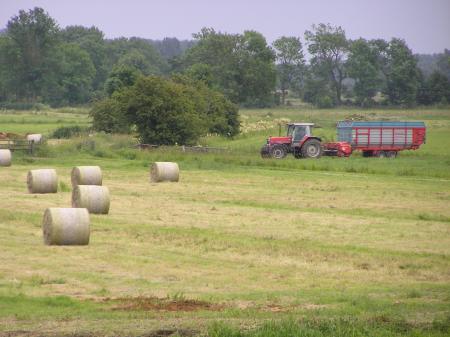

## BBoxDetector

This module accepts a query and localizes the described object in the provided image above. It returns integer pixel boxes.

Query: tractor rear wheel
[301,139,322,158]
[270,144,287,159]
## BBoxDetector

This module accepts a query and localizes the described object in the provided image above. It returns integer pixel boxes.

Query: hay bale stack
[27,134,43,143]
[150,162,179,182]
[72,185,110,214]
[42,208,90,245]
[0,149,12,167]
[27,169,58,193]
[71,166,102,187]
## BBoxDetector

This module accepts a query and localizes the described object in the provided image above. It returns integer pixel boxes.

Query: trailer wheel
[377,151,387,158]
[270,144,287,159]
[362,151,373,157]
[301,139,322,158]
[387,151,397,158]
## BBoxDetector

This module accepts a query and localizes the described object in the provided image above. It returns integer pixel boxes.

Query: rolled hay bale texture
[26,134,43,143]
[42,208,90,245]
[0,149,12,167]
[27,169,58,193]
[71,166,102,187]
[72,185,110,214]
[150,162,179,182]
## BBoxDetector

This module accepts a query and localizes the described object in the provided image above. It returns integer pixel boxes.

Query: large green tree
[428,71,450,104]
[54,43,96,105]
[116,49,154,75]
[60,25,108,91]
[346,39,382,106]
[383,38,419,106]
[2,7,60,102]
[305,23,349,105]
[105,37,168,76]
[236,31,276,107]
[184,28,241,102]
[104,65,140,97]
[183,28,276,107]
[436,49,450,80]
[157,37,182,59]
[273,36,305,104]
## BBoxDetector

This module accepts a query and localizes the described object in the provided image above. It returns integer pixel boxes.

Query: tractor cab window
[287,125,295,137]
[293,126,306,142]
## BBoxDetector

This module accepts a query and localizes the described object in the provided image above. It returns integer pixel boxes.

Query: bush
[122,76,207,145]
[91,75,239,145]
[51,126,87,139]
[90,97,131,134]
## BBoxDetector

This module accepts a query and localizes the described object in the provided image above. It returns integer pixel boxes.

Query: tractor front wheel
[260,146,270,158]
[270,144,287,159]
[301,139,322,158]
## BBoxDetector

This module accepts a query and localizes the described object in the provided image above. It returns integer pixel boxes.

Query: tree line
[0,7,449,109]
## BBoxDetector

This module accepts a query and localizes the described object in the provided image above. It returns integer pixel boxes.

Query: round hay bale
[42,208,90,245]
[71,166,102,187]
[27,134,43,143]
[27,169,58,193]
[150,162,179,182]
[72,185,110,214]
[0,149,12,167]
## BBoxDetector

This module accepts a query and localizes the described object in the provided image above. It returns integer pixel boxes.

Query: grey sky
[1,0,449,54]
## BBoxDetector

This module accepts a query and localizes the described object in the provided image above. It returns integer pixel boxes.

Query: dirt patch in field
[139,329,198,337]
[108,296,223,312]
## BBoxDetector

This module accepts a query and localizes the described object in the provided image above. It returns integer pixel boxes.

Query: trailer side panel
[336,121,426,152]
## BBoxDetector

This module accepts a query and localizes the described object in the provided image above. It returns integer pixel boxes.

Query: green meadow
[0,107,449,336]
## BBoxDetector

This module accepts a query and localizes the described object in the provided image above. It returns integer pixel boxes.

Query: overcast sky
[0,0,449,54]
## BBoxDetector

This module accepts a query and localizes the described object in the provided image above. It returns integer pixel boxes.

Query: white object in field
[0,149,12,167]
[71,166,102,187]
[27,134,43,143]
[42,208,90,245]
[150,162,179,182]
[72,185,110,214]
[27,169,58,193]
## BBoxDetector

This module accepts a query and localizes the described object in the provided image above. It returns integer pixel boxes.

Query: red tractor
[261,123,335,159]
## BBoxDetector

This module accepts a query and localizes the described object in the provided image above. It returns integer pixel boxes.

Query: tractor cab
[287,123,314,143]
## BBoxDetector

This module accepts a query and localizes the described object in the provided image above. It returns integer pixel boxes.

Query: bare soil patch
[109,296,223,312]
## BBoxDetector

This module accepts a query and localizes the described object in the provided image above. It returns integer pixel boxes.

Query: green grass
[0,106,449,336]
[0,107,90,134]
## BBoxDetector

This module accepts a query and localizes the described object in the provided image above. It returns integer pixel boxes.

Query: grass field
[0,106,449,336]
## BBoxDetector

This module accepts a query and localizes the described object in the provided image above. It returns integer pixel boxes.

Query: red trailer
[335,121,426,157]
